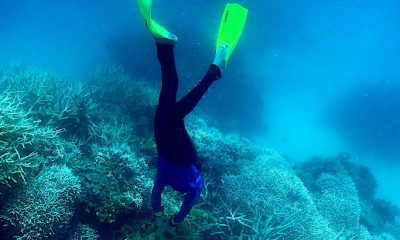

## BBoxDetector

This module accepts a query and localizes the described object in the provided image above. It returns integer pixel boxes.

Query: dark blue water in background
[1,0,399,205]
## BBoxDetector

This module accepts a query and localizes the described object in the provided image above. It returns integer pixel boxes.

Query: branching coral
[68,224,100,240]
[88,63,157,118]
[0,66,97,141]
[96,191,144,223]
[71,143,153,223]
[0,93,68,187]
[50,86,97,141]
[203,198,301,240]
[0,165,81,240]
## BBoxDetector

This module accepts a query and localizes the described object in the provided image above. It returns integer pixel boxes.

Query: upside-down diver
[137,0,248,237]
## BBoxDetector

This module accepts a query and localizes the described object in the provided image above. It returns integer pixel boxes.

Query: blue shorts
[156,153,202,193]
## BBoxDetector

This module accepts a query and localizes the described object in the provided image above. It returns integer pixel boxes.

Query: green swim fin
[137,0,177,44]
[216,3,248,66]
[137,0,152,21]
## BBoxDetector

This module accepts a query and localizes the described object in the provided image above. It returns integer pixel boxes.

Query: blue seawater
[0,0,399,239]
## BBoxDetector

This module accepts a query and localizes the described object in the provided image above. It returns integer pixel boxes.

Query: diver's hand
[154,216,166,229]
[143,211,167,237]
[153,212,168,236]
[154,216,170,240]
[168,216,178,227]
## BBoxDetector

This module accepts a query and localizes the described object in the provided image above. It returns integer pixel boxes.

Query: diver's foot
[213,43,229,72]
[137,0,178,46]
[146,20,178,46]
[153,32,178,46]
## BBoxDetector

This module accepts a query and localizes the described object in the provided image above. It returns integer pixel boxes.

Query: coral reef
[0,91,80,202]
[186,116,256,176]
[217,150,335,239]
[70,143,153,224]
[0,64,399,240]
[0,93,60,187]
[296,154,400,234]
[314,173,361,234]
[68,224,100,240]
[0,165,81,239]
[0,66,97,141]
[87,63,157,121]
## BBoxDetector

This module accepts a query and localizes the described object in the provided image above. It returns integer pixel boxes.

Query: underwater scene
[0,0,399,239]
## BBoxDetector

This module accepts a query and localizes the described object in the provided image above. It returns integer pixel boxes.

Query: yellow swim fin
[137,0,177,44]
[216,3,248,65]
[137,0,153,22]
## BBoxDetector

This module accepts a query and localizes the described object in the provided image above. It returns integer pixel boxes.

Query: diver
[137,0,248,233]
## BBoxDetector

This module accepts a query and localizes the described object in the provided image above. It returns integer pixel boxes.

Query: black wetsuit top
[154,44,221,167]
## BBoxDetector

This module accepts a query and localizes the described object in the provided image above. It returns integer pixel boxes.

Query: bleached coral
[88,63,158,115]
[68,224,100,240]
[314,173,361,232]
[1,165,81,239]
[0,93,75,187]
[186,116,256,176]
[0,65,97,140]
[73,143,153,223]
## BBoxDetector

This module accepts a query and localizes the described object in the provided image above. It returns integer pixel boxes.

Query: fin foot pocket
[137,0,178,45]
[148,20,178,45]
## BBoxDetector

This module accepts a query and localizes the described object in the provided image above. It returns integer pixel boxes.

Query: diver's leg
[156,43,178,108]
[154,44,179,148]
[175,64,221,118]
[175,45,228,118]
